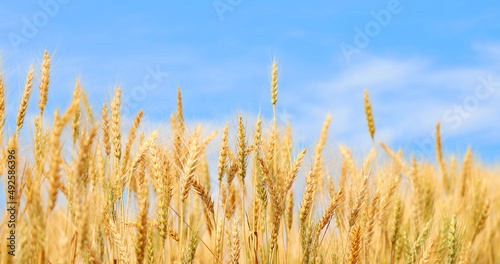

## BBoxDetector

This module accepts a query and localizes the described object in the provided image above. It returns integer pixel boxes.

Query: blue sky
[1,0,500,164]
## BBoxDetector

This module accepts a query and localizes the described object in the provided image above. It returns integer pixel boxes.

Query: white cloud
[320,56,428,91]
[277,46,500,158]
[473,42,500,62]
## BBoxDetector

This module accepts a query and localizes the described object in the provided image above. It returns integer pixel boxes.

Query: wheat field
[0,51,499,263]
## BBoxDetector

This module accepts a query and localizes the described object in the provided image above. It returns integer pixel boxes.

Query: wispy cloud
[275,46,500,159]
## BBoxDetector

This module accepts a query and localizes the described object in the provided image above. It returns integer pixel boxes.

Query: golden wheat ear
[237,113,247,184]
[110,87,122,161]
[436,122,448,190]
[38,49,50,116]
[364,89,375,141]
[348,225,362,264]
[16,65,34,133]
[271,58,278,107]
[71,78,81,147]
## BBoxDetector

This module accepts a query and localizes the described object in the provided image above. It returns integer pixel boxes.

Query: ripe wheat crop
[0,51,499,263]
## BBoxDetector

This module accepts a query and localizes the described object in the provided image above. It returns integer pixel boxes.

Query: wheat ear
[364,89,375,141]
[38,49,50,115]
[436,122,448,190]
[16,65,34,132]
